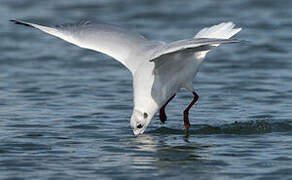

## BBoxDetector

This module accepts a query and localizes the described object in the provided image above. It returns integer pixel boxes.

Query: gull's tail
[194,22,241,59]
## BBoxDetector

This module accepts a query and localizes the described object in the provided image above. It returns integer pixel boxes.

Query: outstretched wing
[150,38,240,61]
[150,22,242,72]
[11,20,162,73]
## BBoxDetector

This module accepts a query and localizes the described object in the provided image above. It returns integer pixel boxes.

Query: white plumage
[11,20,241,135]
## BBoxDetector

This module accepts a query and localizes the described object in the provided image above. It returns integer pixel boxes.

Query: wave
[149,120,292,135]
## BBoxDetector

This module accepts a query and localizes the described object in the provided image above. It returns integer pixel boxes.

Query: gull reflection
[133,134,158,152]
[125,132,210,170]
[128,134,159,169]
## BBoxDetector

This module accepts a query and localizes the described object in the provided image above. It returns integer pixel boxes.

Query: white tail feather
[194,22,241,59]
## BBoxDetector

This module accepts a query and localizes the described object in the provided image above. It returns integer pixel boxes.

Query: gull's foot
[159,94,176,124]
[182,91,198,130]
[159,108,167,123]
[184,129,190,142]
[183,111,191,129]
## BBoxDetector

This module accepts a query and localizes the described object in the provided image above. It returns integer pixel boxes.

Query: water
[1,0,292,179]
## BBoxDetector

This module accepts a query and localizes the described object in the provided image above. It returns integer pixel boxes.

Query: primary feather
[194,22,242,59]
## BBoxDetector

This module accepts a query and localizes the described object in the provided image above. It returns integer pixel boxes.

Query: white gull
[11,20,241,135]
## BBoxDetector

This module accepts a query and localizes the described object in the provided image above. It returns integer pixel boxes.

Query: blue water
[1,0,292,179]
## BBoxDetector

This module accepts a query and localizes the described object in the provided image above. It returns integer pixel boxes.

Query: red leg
[183,91,199,129]
[159,94,176,123]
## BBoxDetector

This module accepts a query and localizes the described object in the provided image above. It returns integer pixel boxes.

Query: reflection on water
[125,134,209,171]
[129,135,159,170]
[122,132,234,180]
[130,134,158,152]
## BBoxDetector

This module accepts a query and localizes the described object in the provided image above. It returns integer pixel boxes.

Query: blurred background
[1,0,292,179]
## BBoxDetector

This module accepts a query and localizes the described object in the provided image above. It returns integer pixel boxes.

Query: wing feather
[11,20,162,73]
[150,38,240,62]
[150,22,242,75]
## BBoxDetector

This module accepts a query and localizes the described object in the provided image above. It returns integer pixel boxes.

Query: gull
[11,20,241,135]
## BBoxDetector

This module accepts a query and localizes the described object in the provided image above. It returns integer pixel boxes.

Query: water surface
[1,0,292,179]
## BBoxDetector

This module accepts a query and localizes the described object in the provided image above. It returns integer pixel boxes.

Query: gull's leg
[159,94,176,123]
[183,91,199,129]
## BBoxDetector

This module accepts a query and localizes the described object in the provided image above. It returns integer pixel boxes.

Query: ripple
[150,121,292,135]
[2,0,292,179]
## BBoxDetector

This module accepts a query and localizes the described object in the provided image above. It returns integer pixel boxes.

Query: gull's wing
[150,38,240,61]
[150,22,242,72]
[11,20,162,73]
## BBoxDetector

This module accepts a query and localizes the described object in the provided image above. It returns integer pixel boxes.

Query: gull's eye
[143,112,148,119]
[137,124,143,129]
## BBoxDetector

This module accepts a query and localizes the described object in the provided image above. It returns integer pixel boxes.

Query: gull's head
[130,109,153,136]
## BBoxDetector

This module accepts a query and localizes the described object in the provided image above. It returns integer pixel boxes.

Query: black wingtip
[10,20,33,27]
